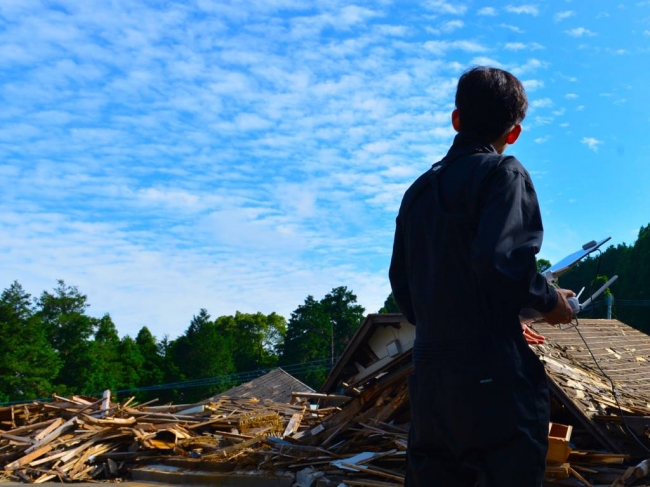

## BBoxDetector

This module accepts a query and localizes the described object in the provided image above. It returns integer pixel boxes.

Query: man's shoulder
[398,168,433,216]
[472,152,531,181]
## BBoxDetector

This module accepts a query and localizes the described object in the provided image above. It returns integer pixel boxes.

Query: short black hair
[455,66,528,143]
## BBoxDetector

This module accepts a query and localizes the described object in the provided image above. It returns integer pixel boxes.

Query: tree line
[558,224,650,333]
[3,224,649,405]
[0,282,365,404]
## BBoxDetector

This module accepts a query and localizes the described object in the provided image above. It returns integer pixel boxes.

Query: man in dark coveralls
[389,66,576,487]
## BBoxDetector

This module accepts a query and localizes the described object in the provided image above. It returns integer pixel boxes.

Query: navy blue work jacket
[389,133,558,344]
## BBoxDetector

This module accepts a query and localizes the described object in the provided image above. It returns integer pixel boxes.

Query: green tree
[0,282,60,402]
[379,292,400,313]
[84,314,123,394]
[280,295,331,387]
[118,335,145,393]
[222,311,286,372]
[37,280,99,394]
[156,334,184,404]
[537,259,552,274]
[169,309,235,402]
[322,286,365,358]
[135,326,165,392]
[280,287,365,389]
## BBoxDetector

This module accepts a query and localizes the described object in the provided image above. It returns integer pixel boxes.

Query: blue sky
[1,0,649,339]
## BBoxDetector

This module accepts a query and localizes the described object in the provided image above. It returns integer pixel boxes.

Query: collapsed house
[2,314,650,486]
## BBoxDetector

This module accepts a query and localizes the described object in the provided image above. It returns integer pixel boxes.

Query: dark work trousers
[405,335,549,487]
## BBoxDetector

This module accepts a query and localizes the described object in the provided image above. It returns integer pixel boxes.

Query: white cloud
[470,56,503,67]
[510,58,548,75]
[522,79,544,91]
[423,0,468,15]
[505,4,539,16]
[505,42,527,50]
[565,27,596,37]
[424,40,488,55]
[535,136,551,144]
[478,7,497,16]
[554,11,575,22]
[1,0,645,342]
[531,98,553,109]
[565,93,579,99]
[504,42,543,50]
[440,20,465,32]
[645,30,650,36]
[375,24,410,37]
[500,23,524,33]
[531,116,553,126]
[581,137,603,152]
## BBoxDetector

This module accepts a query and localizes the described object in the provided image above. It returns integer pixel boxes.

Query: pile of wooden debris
[0,382,408,485]
[3,316,650,486]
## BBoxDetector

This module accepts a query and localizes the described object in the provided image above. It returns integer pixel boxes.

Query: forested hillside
[3,225,648,406]
[0,281,364,405]
[559,224,650,333]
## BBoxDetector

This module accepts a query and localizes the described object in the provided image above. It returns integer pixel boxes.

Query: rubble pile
[0,363,411,485]
[3,316,650,486]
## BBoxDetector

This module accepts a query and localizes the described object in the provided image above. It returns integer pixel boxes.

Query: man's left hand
[521,321,545,344]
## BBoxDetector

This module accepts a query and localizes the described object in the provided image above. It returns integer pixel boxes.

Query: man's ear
[505,124,522,145]
[451,109,461,132]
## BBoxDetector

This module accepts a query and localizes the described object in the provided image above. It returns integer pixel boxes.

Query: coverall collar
[441,132,497,165]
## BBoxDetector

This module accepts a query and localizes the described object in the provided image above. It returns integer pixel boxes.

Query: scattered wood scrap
[5,318,650,486]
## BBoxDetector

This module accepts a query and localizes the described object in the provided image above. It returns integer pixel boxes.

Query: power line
[0,357,339,407]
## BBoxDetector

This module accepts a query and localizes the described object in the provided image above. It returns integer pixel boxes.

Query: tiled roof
[205,368,315,404]
[530,318,650,454]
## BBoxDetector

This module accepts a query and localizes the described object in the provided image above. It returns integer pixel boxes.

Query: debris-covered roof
[321,313,414,394]
[530,318,650,455]
[204,367,315,404]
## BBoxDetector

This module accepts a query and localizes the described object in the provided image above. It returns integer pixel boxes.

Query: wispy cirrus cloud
[504,42,544,50]
[423,39,488,55]
[423,0,468,15]
[565,27,596,37]
[581,137,603,151]
[506,4,539,16]
[554,11,575,22]
[531,98,553,109]
[500,23,525,33]
[1,0,648,340]
[478,7,497,16]
[522,79,544,91]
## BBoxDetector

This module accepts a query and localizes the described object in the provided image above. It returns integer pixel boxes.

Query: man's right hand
[541,288,576,325]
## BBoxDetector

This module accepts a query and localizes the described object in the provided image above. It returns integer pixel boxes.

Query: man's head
[453,66,528,145]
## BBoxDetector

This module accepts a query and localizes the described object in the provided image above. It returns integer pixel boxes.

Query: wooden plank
[282,410,304,438]
[3,418,58,437]
[34,418,64,442]
[568,466,593,487]
[0,433,35,444]
[341,462,405,482]
[80,413,136,427]
[101,390,111,418]
[5,444,54,470]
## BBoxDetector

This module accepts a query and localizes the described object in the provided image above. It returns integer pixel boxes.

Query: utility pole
[331,320,335,365]
[606,294,613,319]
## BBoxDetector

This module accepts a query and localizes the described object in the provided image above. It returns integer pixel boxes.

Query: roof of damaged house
[321,313,415,394]
[322,314,650,456]
[529,318,650,455]
[204,367,315,404]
